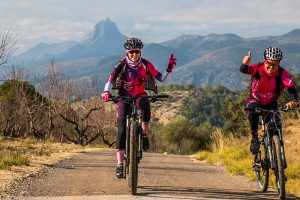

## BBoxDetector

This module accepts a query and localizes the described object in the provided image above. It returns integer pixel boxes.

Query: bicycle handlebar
[108,94,169,103]
[244,105,295,114]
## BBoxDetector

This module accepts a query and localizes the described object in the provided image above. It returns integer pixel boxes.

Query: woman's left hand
[167,53,176,72]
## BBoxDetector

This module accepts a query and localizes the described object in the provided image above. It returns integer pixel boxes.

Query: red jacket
[106,57,160,96]
[241,63,295,105]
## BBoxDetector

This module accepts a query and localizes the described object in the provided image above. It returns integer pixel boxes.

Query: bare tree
[0,59,117,146]
[15,82,49,139]
[0,28,17,66]
[0,66,52,139]
[38,61,116,146]
[0,67,28,138]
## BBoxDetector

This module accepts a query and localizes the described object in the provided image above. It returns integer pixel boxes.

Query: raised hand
[242,51,252,65]
[167,53,176,72]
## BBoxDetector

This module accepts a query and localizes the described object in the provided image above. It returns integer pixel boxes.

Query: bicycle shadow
[138,185,299,200]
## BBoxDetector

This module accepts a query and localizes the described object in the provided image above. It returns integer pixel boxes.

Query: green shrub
[0,151,30,169]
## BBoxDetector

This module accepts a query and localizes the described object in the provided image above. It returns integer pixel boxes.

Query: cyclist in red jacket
[101,37,176,178]
[240,47,298,154]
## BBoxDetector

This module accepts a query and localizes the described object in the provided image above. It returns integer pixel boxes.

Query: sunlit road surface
[8,149,299,200]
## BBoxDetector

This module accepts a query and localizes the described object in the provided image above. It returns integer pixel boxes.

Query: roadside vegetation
[0,137,81,170]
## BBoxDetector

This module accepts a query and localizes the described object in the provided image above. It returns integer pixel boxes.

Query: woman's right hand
[101,92,111,101]
[242,51,252,65]
[286,101,299,109]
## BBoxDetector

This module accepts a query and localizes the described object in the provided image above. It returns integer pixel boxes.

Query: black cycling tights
[116,98,150,150]
[247,101,278,131]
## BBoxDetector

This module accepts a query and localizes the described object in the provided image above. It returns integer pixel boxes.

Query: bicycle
[246,106,293,200]
[110,94,169,195]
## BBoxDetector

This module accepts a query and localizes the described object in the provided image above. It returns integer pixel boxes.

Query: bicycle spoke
[254,144,269,192]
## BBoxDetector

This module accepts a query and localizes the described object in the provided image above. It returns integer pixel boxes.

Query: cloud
[2,0,300,52]
[133,23,151,31]
[15,18,93,41]
[10,18,94,53]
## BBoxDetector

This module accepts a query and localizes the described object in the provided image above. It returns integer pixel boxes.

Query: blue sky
[1,0,300,53]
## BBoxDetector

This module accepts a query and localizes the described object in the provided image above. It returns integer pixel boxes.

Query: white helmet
[124,38,144,50]
[264,47,282,61]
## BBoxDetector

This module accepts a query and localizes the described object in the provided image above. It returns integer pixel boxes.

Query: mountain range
[16,18,300,90]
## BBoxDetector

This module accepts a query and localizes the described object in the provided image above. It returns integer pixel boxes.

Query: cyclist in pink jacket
[240,47,298,154]
[101,38,176,178]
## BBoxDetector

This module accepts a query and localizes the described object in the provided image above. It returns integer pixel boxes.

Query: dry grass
[0,151,30,170]
[0,137,101,194]
[284,119,300,164]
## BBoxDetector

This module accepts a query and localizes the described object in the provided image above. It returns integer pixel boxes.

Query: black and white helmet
[264,47,283,61]
[124,38,144,50]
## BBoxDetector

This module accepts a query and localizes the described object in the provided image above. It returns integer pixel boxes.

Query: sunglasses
[128,50,141,54]
[265,60,279,67]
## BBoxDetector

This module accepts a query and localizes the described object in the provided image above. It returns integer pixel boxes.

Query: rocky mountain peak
[90,18,122,40]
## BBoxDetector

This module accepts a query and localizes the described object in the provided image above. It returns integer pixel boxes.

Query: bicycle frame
[261,111,286,170]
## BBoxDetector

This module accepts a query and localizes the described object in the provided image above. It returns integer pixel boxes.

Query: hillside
[15,19,300,90]
[151,90,190,125]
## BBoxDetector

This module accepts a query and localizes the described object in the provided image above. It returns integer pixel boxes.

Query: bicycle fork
[262,118,276,170]
[125,115,130,164]
[138,115,143,160]
[265,125,287,169]
[277,130,287,169]
[127,108,143,162]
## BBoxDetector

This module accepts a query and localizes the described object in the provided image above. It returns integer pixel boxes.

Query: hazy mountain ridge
[17,19,300,90]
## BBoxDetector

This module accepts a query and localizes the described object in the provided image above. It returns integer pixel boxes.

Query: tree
[38,61,116,146]
[180,85,236,127]
[0,28,17,66]
[155,115,213,154]
[221,92,249,137]
[0,78,50,138]
[278,73,300,119]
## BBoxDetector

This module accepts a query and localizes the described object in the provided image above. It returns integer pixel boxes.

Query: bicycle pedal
[252,162,261,172]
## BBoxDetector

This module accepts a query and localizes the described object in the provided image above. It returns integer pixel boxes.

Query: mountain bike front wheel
[254,141,269,192]
[272,135,286,200]
[128,121,138,195]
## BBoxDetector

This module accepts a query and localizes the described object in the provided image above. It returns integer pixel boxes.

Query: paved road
[6,149,299,200]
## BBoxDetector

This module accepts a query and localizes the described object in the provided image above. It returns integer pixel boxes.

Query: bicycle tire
[272,135,285,199]
[124,118,131,180]
[128,121,138,195]
[254,141,269,192]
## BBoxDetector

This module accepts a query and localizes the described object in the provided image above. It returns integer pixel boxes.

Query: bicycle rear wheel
[254,141,269,192]
[272,135,285,200]
[128,121,138,195]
